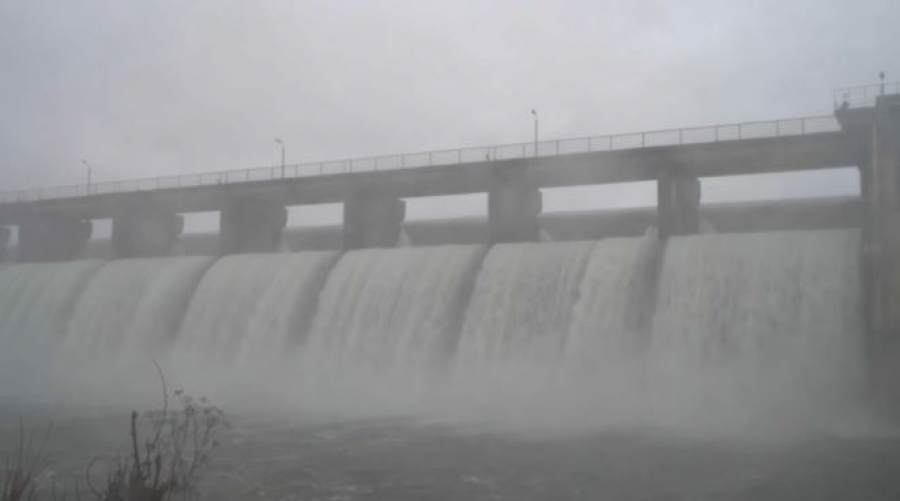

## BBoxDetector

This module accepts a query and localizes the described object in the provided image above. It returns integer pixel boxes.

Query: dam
[0,85,899,499]
[0,85,897,414]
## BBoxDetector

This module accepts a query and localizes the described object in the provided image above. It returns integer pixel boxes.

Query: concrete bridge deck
[0,115,854,223]
[0,105,879,263]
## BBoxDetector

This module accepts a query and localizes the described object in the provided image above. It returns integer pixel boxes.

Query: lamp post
[880,71,886,97]
[530,109,539,157]
[81,159,92,195]
[274,138,286,178]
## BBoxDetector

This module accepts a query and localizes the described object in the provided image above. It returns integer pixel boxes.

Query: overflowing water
[63,257,214,363]
[173,252,337,366]
[298,246,485,413]
[0,229,869,432]
[0,261,103,361]
[456,241,593,368]
[646,229,864,425]
[564,234,660,376]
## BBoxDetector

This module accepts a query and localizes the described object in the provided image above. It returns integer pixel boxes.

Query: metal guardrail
[834,81,900,109]
[0,115,841,204]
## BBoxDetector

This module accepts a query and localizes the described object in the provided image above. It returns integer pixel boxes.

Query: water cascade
[0,260,103,394]
[564,234,660,378]
[0,260,103,358]
[647,229,864,417]
[63,257,215,363]
[173,252,337,366]
[303,245,485,378]
[0,229,867,426]
[456,241,594,370]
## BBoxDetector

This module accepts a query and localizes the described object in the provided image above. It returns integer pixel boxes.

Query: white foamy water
[564,234,659,376]
[647,229,864,418]
[63,257,214,362]
[303,245,485,377]
[455,241,594,369]
[0,230,871,432]
[0,260,103,357]
[173,252,337,366]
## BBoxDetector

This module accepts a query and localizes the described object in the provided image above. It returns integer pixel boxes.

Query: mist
[3,1,900,499]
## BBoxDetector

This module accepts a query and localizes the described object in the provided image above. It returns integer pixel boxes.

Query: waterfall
[456,241,594,369]
[63,257,214,363]
[564,234,660,377]
[172,252,337,366]
[0,260,103,358]
[647,229,864,414]
[0,261,103,395]
[0,228,868,426]
[303,245,485,377]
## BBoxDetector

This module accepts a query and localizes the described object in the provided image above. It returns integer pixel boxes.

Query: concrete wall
[33,197,855,261]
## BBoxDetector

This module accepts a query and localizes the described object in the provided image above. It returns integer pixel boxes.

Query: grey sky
[1,0,896,227]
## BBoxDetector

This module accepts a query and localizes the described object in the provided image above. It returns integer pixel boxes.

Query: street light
[530,109,539,157]
[880,71,886,97]
[274,138,286,178]
[81,159,92,195]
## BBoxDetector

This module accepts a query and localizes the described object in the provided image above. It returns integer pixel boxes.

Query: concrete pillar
[657,168,700,239]
[488,168,541,243]
[863,94,900,394]
[18,215,91,262]
[0,227,9,262]
[220,197,287,254]
[112,206,184,258]
[343,190,406,250]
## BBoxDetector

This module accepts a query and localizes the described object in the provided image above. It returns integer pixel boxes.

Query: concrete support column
[657,168,701,239]
[18,215,91,262]
[220,197,287,254]
[343,189,406,250]
[112,206,184,258]
[488,167,542,243]
[863,95,900,393]
[0,227,9,262]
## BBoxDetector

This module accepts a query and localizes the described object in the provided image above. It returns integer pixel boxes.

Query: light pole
[530,109,539,157]
[274,138,286,178]
[81,159,92,195]
[880,71,886,97]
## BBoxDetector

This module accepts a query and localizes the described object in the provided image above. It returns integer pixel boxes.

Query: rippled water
[2,406,899,501]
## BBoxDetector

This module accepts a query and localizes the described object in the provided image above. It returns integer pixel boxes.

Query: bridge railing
[0,114,840,204]
[834,81,900,109]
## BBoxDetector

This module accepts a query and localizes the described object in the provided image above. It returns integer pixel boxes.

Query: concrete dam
[0,87,898,423]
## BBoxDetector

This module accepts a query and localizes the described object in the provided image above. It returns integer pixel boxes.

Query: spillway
[648,229,864,417]
[63,256,214,363]
[564,234,660,376]
[173,252,337,366]
[0,229,868,427]
[455,241,594,369]
[0,260,103,358]
[303,245,485,376]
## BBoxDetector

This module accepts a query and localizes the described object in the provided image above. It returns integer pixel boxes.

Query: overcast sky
[1,0,897,226]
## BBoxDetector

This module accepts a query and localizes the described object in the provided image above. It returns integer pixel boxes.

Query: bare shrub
[1,423,50,501]
[1,365,227,501]
[86,367,227,501]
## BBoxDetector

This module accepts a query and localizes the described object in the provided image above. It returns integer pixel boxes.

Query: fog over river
[1,229,899,499]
